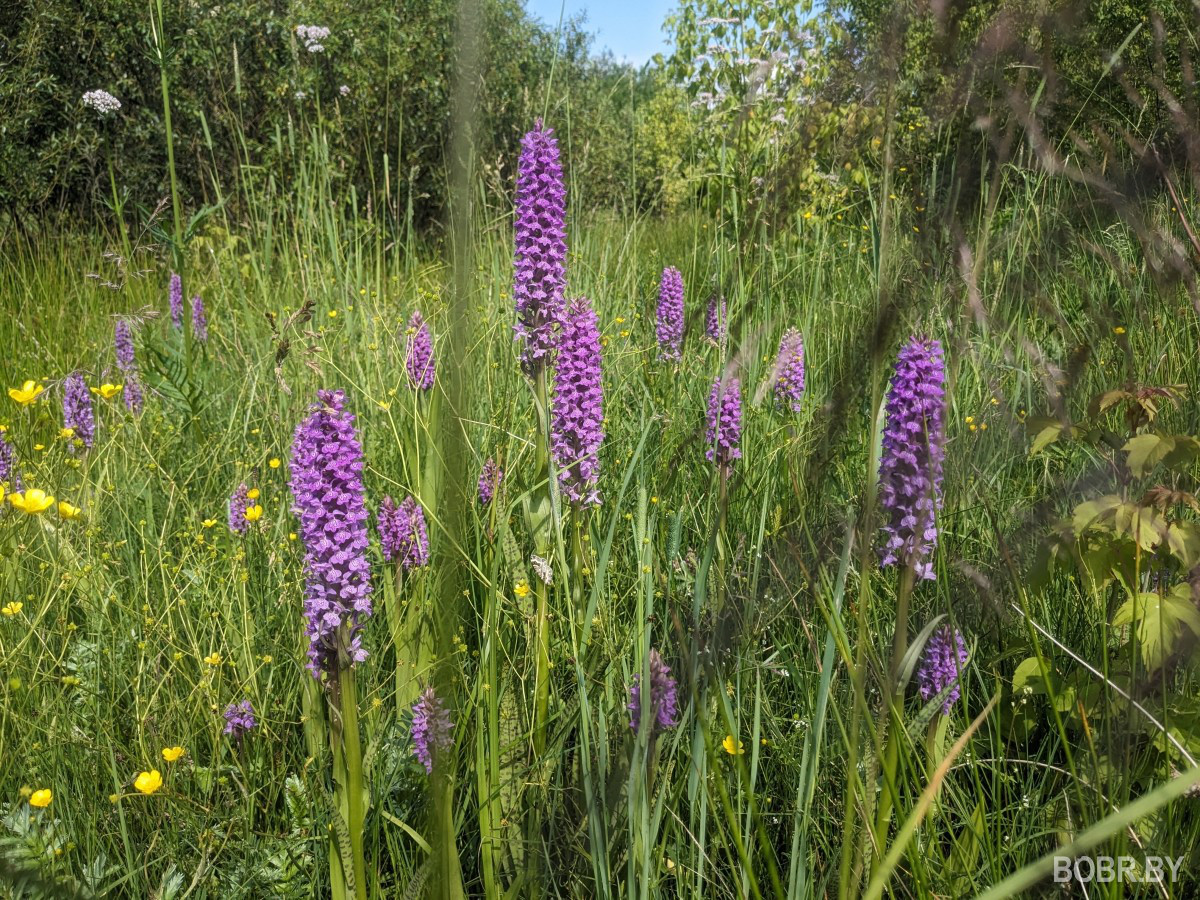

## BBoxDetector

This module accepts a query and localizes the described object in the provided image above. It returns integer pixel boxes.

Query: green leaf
[1123,433,1167,477]
[1167,522,1200,568]
[1113,588,1200,669]
[1072,494,1122,532]
[1028,417,1069,456]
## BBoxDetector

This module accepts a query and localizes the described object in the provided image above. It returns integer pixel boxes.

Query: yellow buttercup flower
[2,602,23,616]
[59,427,75,440]
[722,735,745,756]
[246,488,261,500]
[203,652,222,666]
[268,458,281,469]
[201,519,217,528]
[1113,326,1126,335]
[9,381,44,405]
[514,580,531,599]
[90,384,123,400]
[57,501,82,520]
[29,789,52,808]
[9,489,55,515]
[243,504,264,522]
[161,746,185,762]
[133,770,163,795]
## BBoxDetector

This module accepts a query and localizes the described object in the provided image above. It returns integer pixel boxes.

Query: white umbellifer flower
[82,90,121,116]
[530,555,553,585]
[339,84,350,97]
[295,24,330,53]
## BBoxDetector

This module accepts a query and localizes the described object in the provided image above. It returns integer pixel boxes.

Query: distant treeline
[0,0,693,232]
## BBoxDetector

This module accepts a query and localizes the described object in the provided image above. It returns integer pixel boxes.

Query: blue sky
[525,0,677,66]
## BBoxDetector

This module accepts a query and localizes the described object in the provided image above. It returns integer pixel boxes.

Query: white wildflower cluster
[530,555,553,585]
[81,90,121,116]
[339,85,350,97]
[698,16,741,26]
[295,24,330,53]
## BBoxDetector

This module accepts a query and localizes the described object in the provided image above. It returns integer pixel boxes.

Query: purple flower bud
[628,648,679,733]
[551,297,604,506]
[706,375,742,470]
[223,699,257,739]
[706,296,727,343]
[379,495,430,570]
[410,685,453,774]
[772,328,805,413]
[916,625,968,714]
[62,372,95,451]
[656,267,685,361]
[192,295,208,342]
[289,390,373,677]
[478,459,502,506]
[114,320,136,371]
[228,483,251,535]
[405,310,434,391]
[513,120,567,376]
[169,273,183,330]
[124,375,144,415]
[878,336,946,581]
[0,432,15,485]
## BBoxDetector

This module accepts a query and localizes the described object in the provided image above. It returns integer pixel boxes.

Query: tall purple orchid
[629,648,679,734]
[656,267,685,361]
[379,495,430,570]
[192,295,208,342]
[513,120,567,376]
[550,297,604,506]
[62,372,95,451]
[168,273,183,330]
[878,336,946,581]
[405,310,434,391]
[772,328,805,413]
[706,375,742,471]
[290,390,373,677]
[917,625,968,714]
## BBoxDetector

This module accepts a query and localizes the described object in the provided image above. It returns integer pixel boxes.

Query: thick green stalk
[151,0,193,379]
[532,367,551,756]
[870,564,917,873]
[332,663,368,900]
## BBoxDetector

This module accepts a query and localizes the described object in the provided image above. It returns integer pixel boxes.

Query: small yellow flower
[29,789,52,808]
[57,501,82,520]
[328,310,338,319]
[268,458,281,469]
[161,746,185,762]
[33,444,45,452]
[1113,326,1126,335]
[244,504,264,522]
[201,519,217,528]
[9,489,55,515]
[722,735,745,756]
[514,581,531,599]
[246,488,261,500]
[9,381,45,405]
[2,602,24,617]
[90,384,123,400]
[203,652,222,666]
[288,532,297,541]
[133,770,163,795]
[59,427,75,440]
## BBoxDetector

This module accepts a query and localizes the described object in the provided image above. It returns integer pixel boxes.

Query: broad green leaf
[1072,494,1122,532]
[1012,657,1052,697]
[1167,522,1200,568]
[1113,588,1200,669]
[1030,422,1066,456]
[1123,433,1167,477]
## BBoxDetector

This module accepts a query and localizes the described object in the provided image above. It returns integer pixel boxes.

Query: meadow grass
[1,125,1200,900]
